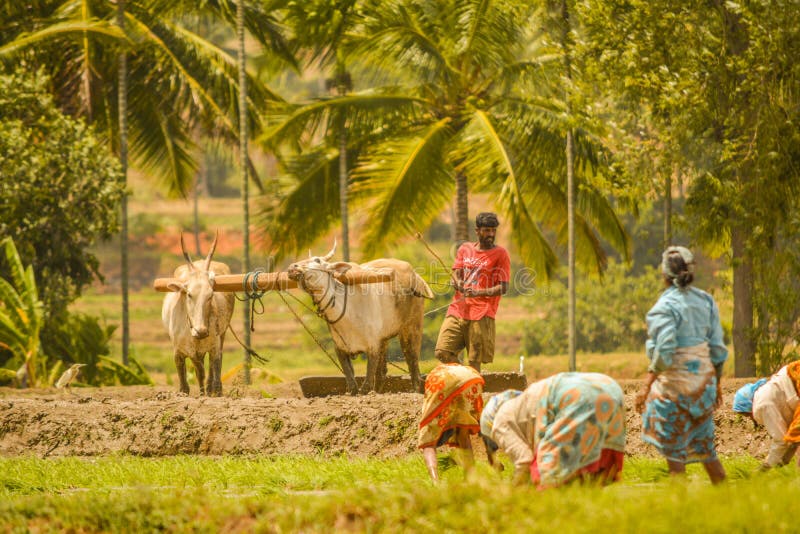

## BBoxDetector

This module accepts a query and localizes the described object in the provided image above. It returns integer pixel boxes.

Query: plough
[155,269,527,396]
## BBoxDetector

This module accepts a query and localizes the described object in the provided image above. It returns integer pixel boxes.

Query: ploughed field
[0,379,769,459]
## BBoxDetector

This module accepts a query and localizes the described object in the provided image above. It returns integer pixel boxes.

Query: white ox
[288,243,434,394]
[162,233,234,396]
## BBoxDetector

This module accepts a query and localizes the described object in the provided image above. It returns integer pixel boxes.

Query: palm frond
[0,19,126,58]
[577,187,631,262]
[127,101,198,197]
[257,147,342,263]
[454,0,531,72]
[348,7,457,87]
[258,92,427,150]
[143,0,298,70]
[351,118,455,258]
[453,110,560,278]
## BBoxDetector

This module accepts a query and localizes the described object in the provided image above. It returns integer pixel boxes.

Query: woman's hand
[512,463,531,486]
[636,372,657,414]
[635,387,649,414]
[714,382,723,410]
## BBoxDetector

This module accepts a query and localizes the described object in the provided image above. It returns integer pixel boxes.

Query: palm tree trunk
[336,61,350,262]
[664,171,672,246]
[117,0,129,366]
[81,1,92,122]
[455,171,469,243]
[194,169,202,255]
[237,0,251,384]
[561,0,576,372]
[732,225,756,376]
[566,129,576,372]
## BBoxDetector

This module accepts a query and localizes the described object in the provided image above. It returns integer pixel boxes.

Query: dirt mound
[0,380,772,460]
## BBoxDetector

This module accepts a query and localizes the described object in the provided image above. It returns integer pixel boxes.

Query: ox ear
[328,262,352,275]
[167,281,187,293]
[208,271,216,287]
[204,230,219,271]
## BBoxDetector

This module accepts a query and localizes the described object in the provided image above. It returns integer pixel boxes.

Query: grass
[0,455,797,532]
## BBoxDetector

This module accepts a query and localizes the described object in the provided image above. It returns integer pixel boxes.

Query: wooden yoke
[153,269,395,293]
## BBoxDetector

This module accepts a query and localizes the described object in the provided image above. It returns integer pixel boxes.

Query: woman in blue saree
[635,246,727,484]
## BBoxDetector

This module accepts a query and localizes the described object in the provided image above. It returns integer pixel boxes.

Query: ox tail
[410,272,435,299]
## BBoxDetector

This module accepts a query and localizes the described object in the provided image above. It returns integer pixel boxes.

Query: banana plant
[0,238,44,387]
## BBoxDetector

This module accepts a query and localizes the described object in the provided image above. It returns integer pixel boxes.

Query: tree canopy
[0,69,125,317]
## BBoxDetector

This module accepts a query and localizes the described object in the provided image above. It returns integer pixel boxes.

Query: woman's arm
[645,302,678,373]
[757,401,793,468]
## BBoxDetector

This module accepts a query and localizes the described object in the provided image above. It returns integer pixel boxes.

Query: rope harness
[297,271,348,325]
[236,269,267,332]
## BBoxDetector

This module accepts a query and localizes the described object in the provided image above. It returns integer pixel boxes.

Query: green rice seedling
[0,455,799,532]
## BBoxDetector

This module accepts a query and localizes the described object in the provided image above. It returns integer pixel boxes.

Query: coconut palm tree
[0,0,291,195]
[272,0,364,261]
[0,0,295,359]
[259,0,628,278]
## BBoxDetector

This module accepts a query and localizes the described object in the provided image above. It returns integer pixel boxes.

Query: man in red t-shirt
[434,212,511,372]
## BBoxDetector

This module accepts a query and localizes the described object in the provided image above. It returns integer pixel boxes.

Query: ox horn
[321,238,337,262]
[180,232,195,271]
[204,230,219,271]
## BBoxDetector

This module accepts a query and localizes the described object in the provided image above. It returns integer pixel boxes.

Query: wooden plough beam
[153,269,394,292]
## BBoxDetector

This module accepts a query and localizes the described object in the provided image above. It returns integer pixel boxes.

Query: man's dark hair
[475,212,499,228]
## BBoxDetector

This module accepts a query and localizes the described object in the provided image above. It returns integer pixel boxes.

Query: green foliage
[0,456,797,532]
[0,69,125,320]
[579,0,800,373]
[261,0,631,279]
[750,212,800,375]
[37,311,150,386]
[0,1,295,197]
[0,237,44,386]
[522,263,660,355]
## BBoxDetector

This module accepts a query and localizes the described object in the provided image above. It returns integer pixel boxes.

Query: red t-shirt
[447,242,511,320]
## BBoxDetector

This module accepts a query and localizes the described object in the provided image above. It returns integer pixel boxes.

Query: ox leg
[206,353,218,397]
[212,333,226,396]
[400,329,422,393]
[207,341,222,397]
[175,353,190,395]
[337,348,358,395]
[362,340,388,394]
[192,355,206,396]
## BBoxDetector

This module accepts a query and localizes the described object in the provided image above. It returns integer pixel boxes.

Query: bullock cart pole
[153,269,394,293]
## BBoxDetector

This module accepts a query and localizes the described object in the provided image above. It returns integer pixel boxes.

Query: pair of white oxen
[161,235,434,396]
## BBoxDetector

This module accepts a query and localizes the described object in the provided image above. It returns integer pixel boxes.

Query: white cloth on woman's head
[661,246,694,278]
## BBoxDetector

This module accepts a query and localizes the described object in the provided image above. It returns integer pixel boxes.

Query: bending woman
[732,360,800,469]
[480,373,626,488]
[418,356,485,482]
[635,246,728,484]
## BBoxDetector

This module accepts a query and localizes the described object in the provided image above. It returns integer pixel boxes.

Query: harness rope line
[225,324,269,365]
[276,290,344,373]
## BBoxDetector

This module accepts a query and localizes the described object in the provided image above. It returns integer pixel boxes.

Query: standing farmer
[434,212,511,372]
[635,246,728,484]
[732,360,800,469]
